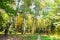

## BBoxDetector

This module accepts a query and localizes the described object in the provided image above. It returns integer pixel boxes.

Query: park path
[0,35,19,40]
[37,35,41,40]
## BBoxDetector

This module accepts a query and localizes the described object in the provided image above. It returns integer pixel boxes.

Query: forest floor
[0,34,37,40]
[0,34,60,40]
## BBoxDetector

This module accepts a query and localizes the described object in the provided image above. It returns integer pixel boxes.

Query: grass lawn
[18,35,37,40]
[41,35,60,40]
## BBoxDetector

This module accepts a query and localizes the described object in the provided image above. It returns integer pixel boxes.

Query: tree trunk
[21,19,25,35]
[4,22,10,35]
[32,23,34,34]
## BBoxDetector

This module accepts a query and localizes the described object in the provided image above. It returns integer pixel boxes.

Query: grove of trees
[0,0,60,35]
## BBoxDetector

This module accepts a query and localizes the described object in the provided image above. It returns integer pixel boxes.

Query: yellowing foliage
[26,14,33,26]
[3,13,9,21]
[17,14,23,26]
[39,18,43,25]
[37,18,43,28]
[40,1,46,8]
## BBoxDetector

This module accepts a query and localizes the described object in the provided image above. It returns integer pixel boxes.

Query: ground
[0,34,60,40]
[0,34,37,40]
[37,35,41,40]
[41,34,60,40]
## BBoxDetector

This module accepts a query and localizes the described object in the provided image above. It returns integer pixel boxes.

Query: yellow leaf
[17,14,23,26]
[3,13,9,20]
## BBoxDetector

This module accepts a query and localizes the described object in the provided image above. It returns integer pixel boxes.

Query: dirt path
[0,35,19,40]
[37,35,41,40]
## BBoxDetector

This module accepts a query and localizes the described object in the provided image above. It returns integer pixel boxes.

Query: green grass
[41,36,51,40]
[41,35,60,40]
[18,35,37,40]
